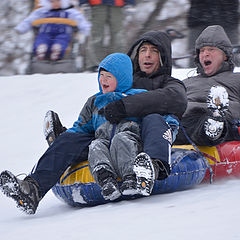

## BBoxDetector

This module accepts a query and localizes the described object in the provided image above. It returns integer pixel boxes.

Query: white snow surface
[0,70,240,240]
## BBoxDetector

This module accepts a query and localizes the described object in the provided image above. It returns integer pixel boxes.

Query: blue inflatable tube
[52,148,207,207]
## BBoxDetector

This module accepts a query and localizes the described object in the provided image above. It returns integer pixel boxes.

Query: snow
[0,70,240,240]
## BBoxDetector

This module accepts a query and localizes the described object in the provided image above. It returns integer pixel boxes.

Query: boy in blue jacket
[67,53,145,200]
[0,53,145,213]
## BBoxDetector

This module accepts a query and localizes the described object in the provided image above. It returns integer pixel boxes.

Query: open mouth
[204,60,212,66]
[103,84,109,89]
[144,62,153,66]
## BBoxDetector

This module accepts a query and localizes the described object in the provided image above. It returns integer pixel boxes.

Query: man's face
[199,46,227,76]
[138,43,161,75]
[99,70,117,94]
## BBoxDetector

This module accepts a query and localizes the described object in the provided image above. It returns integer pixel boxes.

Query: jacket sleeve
[15,8,44,34]
[67,96,95,134]
[122,78,187,119]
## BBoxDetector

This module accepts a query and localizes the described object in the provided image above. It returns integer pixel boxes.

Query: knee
[142,114,166,127]
[36,44,48,60]
[50,43,62,61]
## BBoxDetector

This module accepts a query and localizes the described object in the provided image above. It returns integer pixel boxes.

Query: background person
[15,0,91,61]
[79,0,136,71]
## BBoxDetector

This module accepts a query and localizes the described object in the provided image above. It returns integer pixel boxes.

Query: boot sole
[133,153,155,196]
[0,171,36,214]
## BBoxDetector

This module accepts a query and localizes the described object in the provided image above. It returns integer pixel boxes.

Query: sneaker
[0,171,42,214]
[120,175,138,196]
[95,168,121,201]
[133,152,155,196]
[207,85,229,119]
[43,110,67,146]
[101,177,121,201]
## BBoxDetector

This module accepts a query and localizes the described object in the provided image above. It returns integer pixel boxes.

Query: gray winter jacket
[183,25,240,120]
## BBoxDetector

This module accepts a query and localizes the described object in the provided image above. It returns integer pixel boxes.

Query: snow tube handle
[32,18,78,27]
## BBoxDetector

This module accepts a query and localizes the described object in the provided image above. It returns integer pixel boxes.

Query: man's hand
[99,100,126,124]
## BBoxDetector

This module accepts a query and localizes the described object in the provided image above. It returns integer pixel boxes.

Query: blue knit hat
[98,53,133,93]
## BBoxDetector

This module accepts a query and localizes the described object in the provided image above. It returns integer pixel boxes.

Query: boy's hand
[99,100,126,124]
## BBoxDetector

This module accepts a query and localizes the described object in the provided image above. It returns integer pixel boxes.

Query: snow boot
[133,152,155,196]
[43,110,67,146]
[120,174,138,196]
[205,86,229,140]
[95,168,121,201]
[0,170,42,214]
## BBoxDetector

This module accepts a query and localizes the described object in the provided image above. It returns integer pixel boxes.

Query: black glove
[99,100,126,124]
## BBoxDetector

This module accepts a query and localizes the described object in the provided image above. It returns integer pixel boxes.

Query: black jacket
[121,31,187,119]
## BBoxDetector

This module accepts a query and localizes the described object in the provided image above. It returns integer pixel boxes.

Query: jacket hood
[194,25,234,74]
[98,53,133,93]
[127,31,172,75]
[40,0,71,10]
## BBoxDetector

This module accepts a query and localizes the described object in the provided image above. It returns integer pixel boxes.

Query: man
[175,25,240,146]
[0,30,187,214]
[79,0,136,71]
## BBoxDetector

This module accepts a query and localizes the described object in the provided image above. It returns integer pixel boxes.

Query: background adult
[79,0,136,71]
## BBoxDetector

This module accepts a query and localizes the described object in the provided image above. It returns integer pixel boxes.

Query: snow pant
[141,114,179,167]
[29,132,94,197]
[33,32,71,59]
[175,109,240,146]
[88,121,142,183]
[87,5,125,66]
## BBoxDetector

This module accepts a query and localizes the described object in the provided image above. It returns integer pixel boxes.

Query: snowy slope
[0,70,240,240]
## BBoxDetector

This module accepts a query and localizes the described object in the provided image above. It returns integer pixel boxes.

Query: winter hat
[127,30,172,75]
[137,41,163,65]
[98,53,133,93]
[194,25,234,73]
[195,25,233,57]
[40,0,71,10]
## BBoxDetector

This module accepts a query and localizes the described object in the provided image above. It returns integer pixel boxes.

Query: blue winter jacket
[67,53,146,134]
